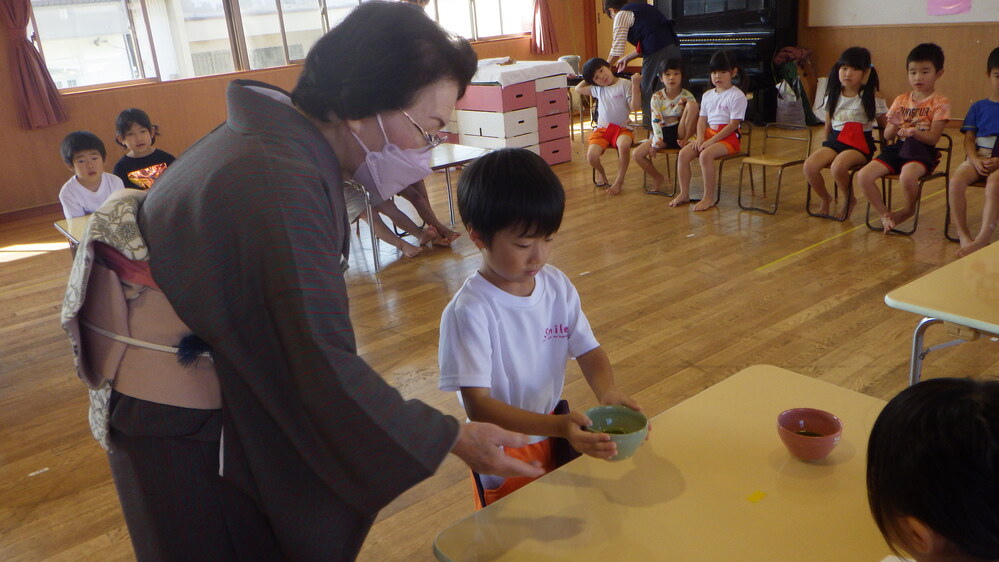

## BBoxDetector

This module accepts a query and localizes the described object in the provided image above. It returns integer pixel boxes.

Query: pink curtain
[530,0,558,55]
[1,0,68,129]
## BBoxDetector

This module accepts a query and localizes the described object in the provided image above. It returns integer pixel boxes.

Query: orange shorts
[705,125,740,154]
[472,438,557,509]
[588,126,634,150]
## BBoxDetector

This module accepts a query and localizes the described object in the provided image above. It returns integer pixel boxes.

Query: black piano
[654,0,798,123]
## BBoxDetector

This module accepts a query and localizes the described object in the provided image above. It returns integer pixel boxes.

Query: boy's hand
[631,73,642,85]
[562,411,617,460]
[897,127,916,139]
[981,157,998,175]
[887,113,904,127]
[451,422,545,478]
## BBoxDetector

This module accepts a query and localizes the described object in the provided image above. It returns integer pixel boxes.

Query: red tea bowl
[777,408,843,461]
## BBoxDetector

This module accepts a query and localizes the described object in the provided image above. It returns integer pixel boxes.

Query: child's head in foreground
[582,57,615,87]
[867,378,999,561]
[61,131,107,176]
[457,148,564,288]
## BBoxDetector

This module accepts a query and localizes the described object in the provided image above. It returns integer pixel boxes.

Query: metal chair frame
[737,123,812,214]
[864,133,953,235]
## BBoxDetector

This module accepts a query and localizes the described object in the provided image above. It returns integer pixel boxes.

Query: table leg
[910,317,943,385]
[363,189,381,273]
[445,168,455,226]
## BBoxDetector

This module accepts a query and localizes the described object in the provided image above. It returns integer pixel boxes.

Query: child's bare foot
[837,195,857,219]
[593,172,609,187]
[816,195,832,216]
[668,196,690,207]
[644,175,668,195]
[880,213,896,233]
[692,199,716,211]
[606,182,623,195]
[417,225,438,246]
[957,238,990,257]
[432,226,461,247]
[396,240,422,257]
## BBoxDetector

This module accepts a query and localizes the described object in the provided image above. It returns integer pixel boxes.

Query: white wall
[809,0,999,27]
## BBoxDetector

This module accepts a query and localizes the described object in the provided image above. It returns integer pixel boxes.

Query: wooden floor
[1,125,997,561]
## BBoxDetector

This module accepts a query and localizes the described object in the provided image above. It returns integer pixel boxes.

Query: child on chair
[948,46,999,257]
[58,131,125,220]
[633,57,698,195]
[575,57,641,195]
[671,50,747,211]
[867,378,999,562]
[113,108,176,189]
[803,47,887,218]
[438,148,642,509]
[856,43,950,233]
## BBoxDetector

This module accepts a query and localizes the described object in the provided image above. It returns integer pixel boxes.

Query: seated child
[113,108,176,189]
[948,46,999,257]
[575,57,642,195]
[633,57,698,195]
[343,181,438,258]
[58,131,125,220]
[867,377,999,562]
[438,148,642,508]
[671,50,747,211]
[856,43,951,233]
[803,46,887,218]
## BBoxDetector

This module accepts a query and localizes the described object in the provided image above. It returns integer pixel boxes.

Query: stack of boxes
[442,60,574,166]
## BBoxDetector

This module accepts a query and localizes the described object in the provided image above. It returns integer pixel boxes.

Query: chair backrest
[759,122,811,159]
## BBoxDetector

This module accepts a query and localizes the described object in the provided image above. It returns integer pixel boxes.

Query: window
[29,0,533,90]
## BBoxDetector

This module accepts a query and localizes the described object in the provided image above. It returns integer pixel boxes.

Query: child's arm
[575,80,593,96]
[629,73,642,113]
[901,118,946,146]
[963,130,989,176]
[460,387,617,459]
[576,347,640,410]
[691,115,708,151]
[700,119,741,151]
[823,111,832,138]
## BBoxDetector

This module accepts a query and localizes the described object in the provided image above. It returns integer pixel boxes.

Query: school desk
[885,242,999,385]
[429,143,491,226]
[54,215,90,246]
[432,365,891,561]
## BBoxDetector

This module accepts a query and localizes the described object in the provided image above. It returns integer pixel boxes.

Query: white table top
[472,60,573,87]
[433,365,891,561]
[54,215,90,245]
[885,243,999,336]
[429,143,490,170]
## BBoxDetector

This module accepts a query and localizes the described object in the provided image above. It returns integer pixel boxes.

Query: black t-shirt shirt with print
[114,149,176,189]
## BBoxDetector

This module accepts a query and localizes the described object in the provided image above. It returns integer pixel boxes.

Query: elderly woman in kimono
[91,2,545,559]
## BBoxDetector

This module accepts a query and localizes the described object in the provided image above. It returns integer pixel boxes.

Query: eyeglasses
[402,109,444,149]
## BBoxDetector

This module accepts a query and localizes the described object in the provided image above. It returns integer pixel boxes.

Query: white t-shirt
[58,172,126,220]
[439,265,600,428]
[699,86,747,128]
[829,93,888,132]
[591,78,634,128]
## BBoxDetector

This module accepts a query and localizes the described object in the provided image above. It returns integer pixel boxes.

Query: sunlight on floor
[0,242,68,263]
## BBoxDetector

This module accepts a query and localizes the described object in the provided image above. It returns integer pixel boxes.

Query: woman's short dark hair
[867,378,999,559]
[292,1,477,121]
[115,108,157,147]
[61,131,106,165]
[457,148,564,246]
[603,0,627,17]
[582,57,611,85]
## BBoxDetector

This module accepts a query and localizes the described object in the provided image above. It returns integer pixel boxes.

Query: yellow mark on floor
[756,187,946,272]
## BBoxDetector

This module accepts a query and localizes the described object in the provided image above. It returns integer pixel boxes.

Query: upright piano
[653,0,798,123]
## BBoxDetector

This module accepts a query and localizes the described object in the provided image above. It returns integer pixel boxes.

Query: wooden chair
[641,148,681,196]
[691,121,753,206]
[944,177,990,242]
[864,133,953,235]
[737,123,811,214]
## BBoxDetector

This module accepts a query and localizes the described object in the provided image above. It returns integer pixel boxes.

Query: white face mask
[350,113,434,201]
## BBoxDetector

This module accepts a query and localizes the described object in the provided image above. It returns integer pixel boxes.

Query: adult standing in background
[604,0,682,128]
[130,2,542,560]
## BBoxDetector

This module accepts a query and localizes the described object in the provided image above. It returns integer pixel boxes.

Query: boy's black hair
[292,1,477,122]
[867,378,999,559]
[824,47,881,122]
[654,57,685,80]
[906,42,944,71]
[708,50,742,89]
[603,0,628,18]
[115,108,157,147]
[581,57,612,85]
[60,131,106,166]
[457,148,564,246]
[988,46,999,73]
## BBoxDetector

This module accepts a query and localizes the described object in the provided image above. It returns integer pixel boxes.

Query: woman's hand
[451,422,545,478]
